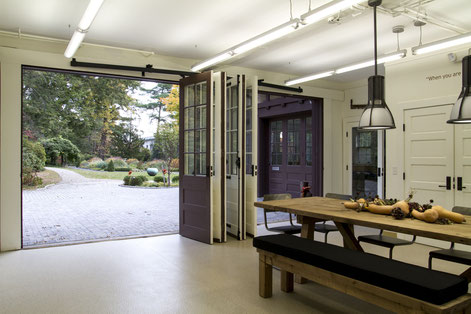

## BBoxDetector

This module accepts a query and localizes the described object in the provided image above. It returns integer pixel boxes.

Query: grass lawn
[66,167,178,182]
[23,169,62,190]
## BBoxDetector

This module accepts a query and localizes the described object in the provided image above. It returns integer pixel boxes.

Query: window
[306,117,312,166]
[287,119,300,165]
[270,120,283,165]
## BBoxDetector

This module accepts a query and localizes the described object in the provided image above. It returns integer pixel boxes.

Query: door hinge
[403,172,405,180]
[403,124,405,132]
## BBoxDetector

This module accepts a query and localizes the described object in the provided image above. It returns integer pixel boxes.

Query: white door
[454,123,471,206]
[245,76,258,237]
[404,105,454,209]
[225,75,245,239]
[343,119,384,198]
[211,72,226,242]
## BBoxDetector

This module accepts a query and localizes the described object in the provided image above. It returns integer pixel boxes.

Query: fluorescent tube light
[412,32,471,55]
[233,20,298,54]
[301,0,366,25]
[285,71,334,86]
[78,0,105,31]
[191,52,233,72]
[64,0,104,58]
[64,31,86,58]
[336,50,406,74]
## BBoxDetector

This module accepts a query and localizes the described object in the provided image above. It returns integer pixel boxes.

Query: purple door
[268,115,312,197]
[179,72,212,244]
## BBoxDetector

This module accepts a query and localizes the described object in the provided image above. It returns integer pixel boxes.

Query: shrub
[107,160,115,172]
[126,158,139,167]
[88,158,106,169]
[22,173,43,186]
[123,176,131,185]
[137,161,145,170]
[41,136,80,166]
[170,158,179,169]
[153,175,164,183]
[145,159,165,169]
[79,160,90,168]
[115,167,131,172]
[171,175,179,184]
[105,157,128,168]
[128,175,148,186]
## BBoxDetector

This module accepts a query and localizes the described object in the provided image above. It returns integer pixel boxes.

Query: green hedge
[171,175,179,183]
[153,175,164,183]
[124,175,148,186]
[115,167,131,172]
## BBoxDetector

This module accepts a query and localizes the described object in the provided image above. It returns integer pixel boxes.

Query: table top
[254,196,471,245]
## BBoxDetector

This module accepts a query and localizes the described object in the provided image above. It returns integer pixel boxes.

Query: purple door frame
[257,92,323,198]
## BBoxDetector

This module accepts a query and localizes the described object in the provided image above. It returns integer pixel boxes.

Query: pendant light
[358,0,396,130]
[447,55,471,123]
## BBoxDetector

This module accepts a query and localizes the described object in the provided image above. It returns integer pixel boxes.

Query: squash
[392,200,410,216]
[432,205,466,223]
[366,204,394,215]
[411,208,439,223]
[343,201,359,210]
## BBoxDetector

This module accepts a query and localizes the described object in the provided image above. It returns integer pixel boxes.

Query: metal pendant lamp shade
[447,55,471,124]
[359,0,396,130]
[359,75,396,129]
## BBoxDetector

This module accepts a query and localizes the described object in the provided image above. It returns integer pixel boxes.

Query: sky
[126,81,174,138]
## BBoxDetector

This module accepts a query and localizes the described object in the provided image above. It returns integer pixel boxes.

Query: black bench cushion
[253,234,468,305]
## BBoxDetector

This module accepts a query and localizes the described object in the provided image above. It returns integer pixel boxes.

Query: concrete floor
[0,224,468,314]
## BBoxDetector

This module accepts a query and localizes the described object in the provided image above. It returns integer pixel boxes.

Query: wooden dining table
[254,196,471,281]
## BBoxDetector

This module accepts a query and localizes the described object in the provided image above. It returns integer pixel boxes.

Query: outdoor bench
[253,234,471,314]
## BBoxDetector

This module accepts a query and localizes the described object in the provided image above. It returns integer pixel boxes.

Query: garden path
[22,168,291,247]
[22,167,179,247]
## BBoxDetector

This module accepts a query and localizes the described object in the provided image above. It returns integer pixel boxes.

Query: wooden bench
[254,234,471,314]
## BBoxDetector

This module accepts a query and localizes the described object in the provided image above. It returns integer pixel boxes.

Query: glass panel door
[351,128,379,198]
[179,72,213,244]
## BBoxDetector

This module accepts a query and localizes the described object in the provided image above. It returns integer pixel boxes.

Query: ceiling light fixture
[284,50,406,86]
[447,54,471,123]
[301,0,366,25]
[191,0,367,72]
[285,71,334,86]
[336,49,406,74]
[358,0,395,130]
[64,0,105,58]
[412,32,471,55]
[191,19,299,71]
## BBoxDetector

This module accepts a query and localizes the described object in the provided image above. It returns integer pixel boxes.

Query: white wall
[0,35,344,251]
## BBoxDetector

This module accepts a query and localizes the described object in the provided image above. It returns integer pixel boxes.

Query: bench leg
[295,216,316,284]
[281,270,294,293]
[259,256,273,298]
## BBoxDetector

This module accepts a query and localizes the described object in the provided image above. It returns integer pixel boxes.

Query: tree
[41,136,80,166]
[161,85,180,125]
[22,137,46,186]
[22,70,140,158]
[110,121,145,159]
[138,83,173,133]
[153,124,179,186]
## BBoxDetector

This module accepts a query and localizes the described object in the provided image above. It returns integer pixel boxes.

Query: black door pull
[438,176,451,190]
[458,177,466,191]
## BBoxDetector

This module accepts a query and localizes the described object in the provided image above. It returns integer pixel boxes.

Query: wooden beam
[335,222,364,251]
[259,255,272,298]
[281,270,294,292]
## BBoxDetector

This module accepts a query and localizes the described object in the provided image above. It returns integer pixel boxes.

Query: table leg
[295,215,316,284]
[334,222,364,252]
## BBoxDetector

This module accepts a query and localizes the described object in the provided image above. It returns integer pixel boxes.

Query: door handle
[458,177,466,191]
[377,167,381,177]
[438,176,452,190]
[251,165,258,176]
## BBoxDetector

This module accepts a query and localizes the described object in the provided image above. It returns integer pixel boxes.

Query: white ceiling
[0,0,470,82]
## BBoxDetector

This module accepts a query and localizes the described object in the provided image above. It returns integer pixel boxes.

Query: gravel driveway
[22,167,179,247]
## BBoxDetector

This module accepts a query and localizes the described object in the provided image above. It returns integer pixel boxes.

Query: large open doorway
[21,66,180,248]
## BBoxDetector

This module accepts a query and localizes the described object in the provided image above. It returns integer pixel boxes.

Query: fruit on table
[411,208,439,223]
[365,204,394,215]
[432,205,466,223]
[392,200,410,216]
[343,201,359,210]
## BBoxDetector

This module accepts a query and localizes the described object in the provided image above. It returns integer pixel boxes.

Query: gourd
[411,208,439,223]
[432,205,466,223]
[365,204,394,215]
[392,200,410,216]
[343,201,359,210]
